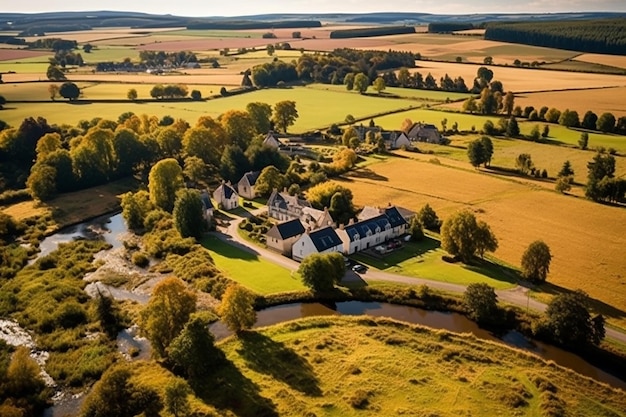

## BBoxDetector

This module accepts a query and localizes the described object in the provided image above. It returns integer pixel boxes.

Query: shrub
[132,252,150,268]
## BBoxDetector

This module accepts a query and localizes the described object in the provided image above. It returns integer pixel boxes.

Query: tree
[150,84,165,99]
[462,97,478,114]
[6,345,46,400]
[506,116,520,137]
[479,136,493,166]
[183,126,225,167]
[48,84,60,100]
[168,316,223,381]
[479,87,497,114]
[521,240,552,282]
[148,158,184,213]
[266,44,275,56]
[164,379,191,417]
[344,73,355,91]
[545,108,561,123]
[555,176,572,193]
[59,81,80,100]
[581,110,598,130]
[190,89,202,100]
[183,155,208,186]
[578,132,589,150]
[113,127,145,177]
[81,364,162,417]
[417,203,441,231]
[408,217,424,241]
[372,76,386,94]
[173,188,205,239]
[298,253,343,292]
[157,127,183,158]
[542,124,550,138]
[246,102,272,134]
[441,210,497,263]
[220,144,251,183]
[529,125,541,141]
[558,160,574,178]
[467,139,486,168]
[353,73,369,94]
[272,100,298,133]
[46,64,66,80]
[307,182,355,221]
[140,277,197,358]
[515,153,533,175]
[464,283,498,322]
[544,290,605,347]
[220,109,256,149]
[26,164,57,201]
[127,88,137,101]
[255,165,286,197]
[559,109,579,127]
[503,91,515,116]
[596,112,616,133]
[329,191,354,225]
[219,284,256,333]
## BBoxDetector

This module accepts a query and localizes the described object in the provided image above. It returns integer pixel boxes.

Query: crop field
[411,61,626,92]
[201,236,306,294]
[214,317,626,417]
[0,86,423,131]
[0,49,50,61]
[575,53,626,70]
[305,83,472,102]
[512,87,626,118]
[335,156,626,327]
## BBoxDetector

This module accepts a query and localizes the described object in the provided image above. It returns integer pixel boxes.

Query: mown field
[337,154,626,328]
[210,316,626,416]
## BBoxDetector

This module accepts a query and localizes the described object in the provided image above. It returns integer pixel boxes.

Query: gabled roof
[200,191,213,209]
[384,206,408,228]
[239,171,260,187]
[263,132,282,148]
[268,190,311,211]
[309,226,342,251]
[215,182,237,200]
[358,206,382,221]
[344,214,390,242]
[267,219,305,240]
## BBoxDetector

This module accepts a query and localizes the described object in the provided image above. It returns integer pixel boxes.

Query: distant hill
[2,10,626,31]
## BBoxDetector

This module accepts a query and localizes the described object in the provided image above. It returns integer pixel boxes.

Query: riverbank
[212,316,626,417]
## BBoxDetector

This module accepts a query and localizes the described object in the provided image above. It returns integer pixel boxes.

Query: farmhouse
[199,191,214,224]
[337,206,408,255]
[407,122,443,144]
[213,182,239,211]
[237,171,260,200]
[292,226,343,261]
[359,205,416,224]
[355,124,382,141]
[263,132,283,149]
[383,131,411,150]
[265,218,306,256]
[267,189,311,221]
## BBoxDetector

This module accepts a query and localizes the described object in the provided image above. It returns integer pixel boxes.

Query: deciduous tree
[127,88,138,101]
[464,283,498,322]
[59,81,80,100]
[441,210,497,263]
[467,139,485,168]
[219,284,256,334]
[164,378,191,417]
[168,316,223,381]
[353,73,369,94]
[220,109,256,149]
[272,100,299,133]
[597,112,616,133]
[515,153,533,175]
[417,203,441,231]
[372,76,386,94]
[140,277,197,358]
[521,240,552,282]
[173,188,205,239]
[148,158,184,212]
[543,290,604,347]
[246,102,273,134]
[298,253,343,292]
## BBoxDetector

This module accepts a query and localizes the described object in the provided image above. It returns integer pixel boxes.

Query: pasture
[214,316,626,417]
[201,235,306,294]
[337,155,626,328]
[0,86,423,131]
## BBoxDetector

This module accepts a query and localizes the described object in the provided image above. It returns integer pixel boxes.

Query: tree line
[329,25,416,39]
[485,18,626,55]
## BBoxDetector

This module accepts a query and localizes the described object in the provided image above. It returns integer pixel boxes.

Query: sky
[4,0,626,16]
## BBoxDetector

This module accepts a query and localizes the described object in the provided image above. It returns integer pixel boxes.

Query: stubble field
[338,155,626,327]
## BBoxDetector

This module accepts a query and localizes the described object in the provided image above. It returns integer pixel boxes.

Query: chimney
[339,223,344,230]
[348,218,355,226]
[283,187,288,193]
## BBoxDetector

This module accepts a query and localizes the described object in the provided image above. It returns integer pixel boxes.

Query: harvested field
[338,156,626,327]
[512,86,626,118]
[410,61,626,92]
[0,49,51,61]
[575,53,626,70]
[136,36,298,51]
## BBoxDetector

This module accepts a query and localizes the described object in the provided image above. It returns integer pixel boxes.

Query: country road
[213,210,626,344]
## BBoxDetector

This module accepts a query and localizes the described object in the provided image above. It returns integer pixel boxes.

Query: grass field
[211,316,626,417]
[0,86,422,131]
[201,235,306,294]
[513,87,626,118]
[352,238,517,290]
[335,155,626,328]
[305,83,472,102]
[373,107,501,132]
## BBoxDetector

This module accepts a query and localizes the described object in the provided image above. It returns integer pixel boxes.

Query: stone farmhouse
[407,122,443,144]
[213,182,239,211]
[382,131,412,150]
[292,226,343,261]
[267,189,334,229]
[265,218,306,256]
[237,171,260,200]
[336,206,408,255]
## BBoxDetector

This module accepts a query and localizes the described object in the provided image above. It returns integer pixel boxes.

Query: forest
[329,25,416,38]
[485,18,626,55]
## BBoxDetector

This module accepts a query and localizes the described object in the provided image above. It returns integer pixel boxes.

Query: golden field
[338,155,626,327]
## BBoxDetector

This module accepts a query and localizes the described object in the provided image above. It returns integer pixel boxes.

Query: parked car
[352,264,367,273]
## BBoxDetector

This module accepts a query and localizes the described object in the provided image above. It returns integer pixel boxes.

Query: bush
[132,252,150,268]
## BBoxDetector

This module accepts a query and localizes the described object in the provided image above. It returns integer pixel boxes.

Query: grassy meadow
[201,235,306,294]
[211,316,626,417]
[337,154,626,328]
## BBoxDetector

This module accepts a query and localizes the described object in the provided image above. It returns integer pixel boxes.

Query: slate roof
[216,183,237,199]
[266,219,305,240]
[200,191,213,209]
[344,214,391,242]
[384,206,408,228]
[268,190,311,211]
[241,171,260,187]
[309,226,342,251]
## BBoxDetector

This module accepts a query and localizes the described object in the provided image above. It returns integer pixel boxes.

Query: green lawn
[518,121,626,153]
[373,108,501,132]
[304,83,471,102]
[84,47,140,63]
[352,238,517,290]
[201,235,306,294]
[0,86,422,131]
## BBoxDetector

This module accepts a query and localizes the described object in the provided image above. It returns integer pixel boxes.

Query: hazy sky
[5,0,626,16]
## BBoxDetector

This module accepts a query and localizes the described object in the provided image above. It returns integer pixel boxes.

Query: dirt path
[216,209,626,344]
